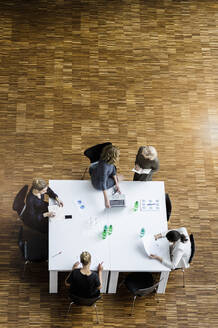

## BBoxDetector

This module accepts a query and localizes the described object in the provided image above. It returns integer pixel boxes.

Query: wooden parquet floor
[1,0,218,327]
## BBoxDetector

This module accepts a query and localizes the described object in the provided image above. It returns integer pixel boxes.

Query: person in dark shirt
[22,178,63,234]
[89,144,121,208]
[133,146,159,181]
[65,251,103,298]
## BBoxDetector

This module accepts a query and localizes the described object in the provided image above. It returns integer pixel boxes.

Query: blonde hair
[100,145,120,164]
[80,251,91,265]
[142,146,157,161]
[32,178,47,191]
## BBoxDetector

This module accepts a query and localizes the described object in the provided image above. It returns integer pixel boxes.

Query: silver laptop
[109,192,126,207]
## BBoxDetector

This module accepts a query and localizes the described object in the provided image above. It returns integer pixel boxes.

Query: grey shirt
[90,160,116,190]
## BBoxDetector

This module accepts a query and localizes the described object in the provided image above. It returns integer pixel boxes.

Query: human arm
[65,262,80,287]
[55,197,63,207]
[149,254,163,262]
[27,194,54,221]
[46,187,63,207]
[46,187,58,200]
[154,233,162,240]
[103,190,110,208]
[97,262,103,290]
[113,174,121,193]
[150,247,184,270]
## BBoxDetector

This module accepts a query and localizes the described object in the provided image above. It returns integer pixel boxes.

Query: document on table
[132,168,151,174]
[48,205,65,220]
[140,199,160,211]
[141,234,161,257]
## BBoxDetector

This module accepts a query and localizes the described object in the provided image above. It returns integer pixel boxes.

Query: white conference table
[49,180,170,294]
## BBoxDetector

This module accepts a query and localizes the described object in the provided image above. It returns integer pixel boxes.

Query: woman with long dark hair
[149,227,191,270]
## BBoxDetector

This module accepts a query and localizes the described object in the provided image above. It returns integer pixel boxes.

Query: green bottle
[108,225,113,235]
[134,201,139,211]
[102,225,108,239]
[140,227,145,237]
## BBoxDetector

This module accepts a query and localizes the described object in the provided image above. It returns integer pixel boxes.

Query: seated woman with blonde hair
[133,145,159,181]
[89,144,121,208]
[22,178,63,234]
[65,251,103,298]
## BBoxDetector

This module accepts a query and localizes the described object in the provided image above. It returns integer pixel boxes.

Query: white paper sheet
[48,205,65,220]
[132,168,151,174]
[141,234,161,257]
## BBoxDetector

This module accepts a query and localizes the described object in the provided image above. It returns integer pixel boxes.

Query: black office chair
[18,225,48,277]
[165,193,172,221]
[81,142,112,179]
[180,233,195,287]
[124,272,161,316]
[175,233,195,287]
[12,185,29,218]
[67,294,101,324]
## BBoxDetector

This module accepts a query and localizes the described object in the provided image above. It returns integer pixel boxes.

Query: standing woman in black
[22,178,63,234]
[133,146,159,181]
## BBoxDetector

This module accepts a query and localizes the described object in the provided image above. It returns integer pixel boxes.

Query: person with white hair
[133,146,159,181]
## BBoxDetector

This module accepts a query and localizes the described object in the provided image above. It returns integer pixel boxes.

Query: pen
[52,251,62,257]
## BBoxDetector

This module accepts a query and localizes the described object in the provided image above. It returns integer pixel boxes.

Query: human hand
[72,261,80,270]
[115,184,121,194]
[149,254,158,259]
[149,254,162,262]
[56,198,64,207]
[105,199,111,208]
[44,212,55,218]
[154,234,161,240]
[135,164,141,171]
[98,262,103,272]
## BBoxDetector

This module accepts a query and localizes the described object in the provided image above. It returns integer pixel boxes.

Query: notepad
[132,168,151,174]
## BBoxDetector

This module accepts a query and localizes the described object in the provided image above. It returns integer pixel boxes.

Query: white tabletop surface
[49,180,170,273]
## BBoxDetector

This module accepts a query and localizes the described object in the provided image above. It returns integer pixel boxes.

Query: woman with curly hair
[89,144,120,208]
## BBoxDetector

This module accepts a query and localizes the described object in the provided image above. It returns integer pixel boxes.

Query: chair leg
[67,302,74,314]
[182,269,185,288]
[22,260,29,278]
[118,278,125,289]
[130,296,137,316]
[81,167,88,180]
[94,304,99,324]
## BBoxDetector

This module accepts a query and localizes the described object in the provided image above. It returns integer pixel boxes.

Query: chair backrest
[18,226,25,257]
[18,225,48,262]
[189,234,195,263]
[70,294,101,306]
[165,193,172,221]
[136,280,160,297]
[84,142,112,163]
[13,185,29,216]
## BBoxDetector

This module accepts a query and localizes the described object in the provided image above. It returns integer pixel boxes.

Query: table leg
[157,271,170,294]
[108,271,119,293]
[49,270,58,293]
[100,270,109,293]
